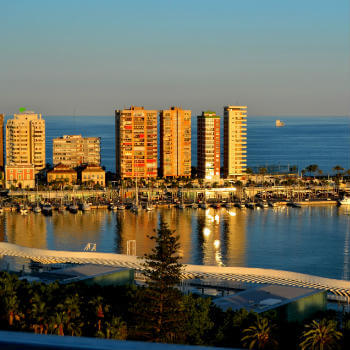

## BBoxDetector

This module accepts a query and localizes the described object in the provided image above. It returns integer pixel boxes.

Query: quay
[1,242,350,301]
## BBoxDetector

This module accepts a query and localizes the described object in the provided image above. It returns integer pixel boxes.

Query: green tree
[241,316,278,349]
[182,294,213,345]
[299,319,342,350]
[137,221,184,343]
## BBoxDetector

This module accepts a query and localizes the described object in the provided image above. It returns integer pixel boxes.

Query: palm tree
[299,319,342,350]
[333,165,344,175]
[241,317,278,349]
[30,293,48,334]
[306,164,319,177]
[105,316,127,340]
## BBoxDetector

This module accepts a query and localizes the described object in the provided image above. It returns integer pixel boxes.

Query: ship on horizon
[276,119,285,127]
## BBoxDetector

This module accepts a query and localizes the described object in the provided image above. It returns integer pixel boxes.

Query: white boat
[81,202,91,211]
[33,205,41,213]
[108,202,118,211]
[192,203,198,209]
[145,203,155,211]
[339,196,350,205]
[20,208,28,215]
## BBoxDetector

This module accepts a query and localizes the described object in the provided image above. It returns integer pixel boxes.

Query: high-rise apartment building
[6,111,45,171]
[53,135,101,167]
[197,111,220,180]
[0,113,4,169]
[160,107,191,178]
[223,106,247,177]
[115,106,157,178]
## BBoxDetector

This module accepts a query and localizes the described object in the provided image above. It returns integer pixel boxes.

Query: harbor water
[1,205,350,280]
[0,115,349,279]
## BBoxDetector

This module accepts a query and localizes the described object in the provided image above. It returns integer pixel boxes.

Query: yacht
[69,203,78,214]
[108,202,118,211]
[145,202,155,211]
[81,202,91,211]
[33,205,41,213]
[42,204,53,215]
[191,203,198,209]
[339,196,350,205]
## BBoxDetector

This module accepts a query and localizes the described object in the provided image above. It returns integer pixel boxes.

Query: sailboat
[131,178,141,213]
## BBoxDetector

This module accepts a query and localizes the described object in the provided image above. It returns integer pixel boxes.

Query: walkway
[1,242,350,299]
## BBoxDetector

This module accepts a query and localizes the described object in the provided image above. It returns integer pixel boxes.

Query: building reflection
[51,211,105,250]
[5,213,47,249]
[115,210,158,256]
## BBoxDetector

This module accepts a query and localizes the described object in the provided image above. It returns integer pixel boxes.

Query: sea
[1,115,349,280]
[36,115,350,174]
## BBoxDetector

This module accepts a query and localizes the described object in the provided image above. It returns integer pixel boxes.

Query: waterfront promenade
[1,242,350,299]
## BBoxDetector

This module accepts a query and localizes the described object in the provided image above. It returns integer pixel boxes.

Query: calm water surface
[1,205,350,280]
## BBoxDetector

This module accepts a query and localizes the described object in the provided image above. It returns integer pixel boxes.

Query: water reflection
[0,205,349,280]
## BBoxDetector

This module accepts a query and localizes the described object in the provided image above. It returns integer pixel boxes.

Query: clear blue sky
[0,0,349,116]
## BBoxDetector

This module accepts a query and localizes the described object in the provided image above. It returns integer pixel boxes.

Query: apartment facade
[223,106,247,177]
[115,106,158,178]
[197,111,221,181]
[53,135,101,167]
[6,111,45,172]
[0,114,4,169]
[160,107,191,178]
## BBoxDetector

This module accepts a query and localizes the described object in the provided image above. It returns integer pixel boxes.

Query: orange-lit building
[47,163,77,185]
[6,111,45,172]
[53,135,101,167]
[115,106,157,178]
[79,164,105,187]
[0,113,4,169]
[197,111,221,181]
[5,164,35,189]
[160,107,191,178]
[223,106,247,178]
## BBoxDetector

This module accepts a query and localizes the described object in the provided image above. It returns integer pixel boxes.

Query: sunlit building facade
[223,106,247,177]
[115,106,158,178]
[53,135,101,167]
[0,113,4,169]
[6,111,45,172]
[160,107,191,178]
[197,111,220,181]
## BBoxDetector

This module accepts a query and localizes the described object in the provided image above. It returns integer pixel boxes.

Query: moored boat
[42,204,53,215]
[69,203,78,214]
[339,196,350,205]
[81,202,91,211]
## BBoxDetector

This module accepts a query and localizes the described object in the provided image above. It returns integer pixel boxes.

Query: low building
[31,264,134,286]
[214,284,327,323]
[5,164,35,189]
[47,163,77,185]
[79,164,105,187]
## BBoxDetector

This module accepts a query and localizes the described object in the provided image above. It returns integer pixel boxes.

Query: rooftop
[214,284,323,312]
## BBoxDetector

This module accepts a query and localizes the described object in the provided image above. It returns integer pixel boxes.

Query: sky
[0,0,349,116]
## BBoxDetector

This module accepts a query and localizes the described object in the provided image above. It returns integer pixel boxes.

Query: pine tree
[135,220,184,343]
